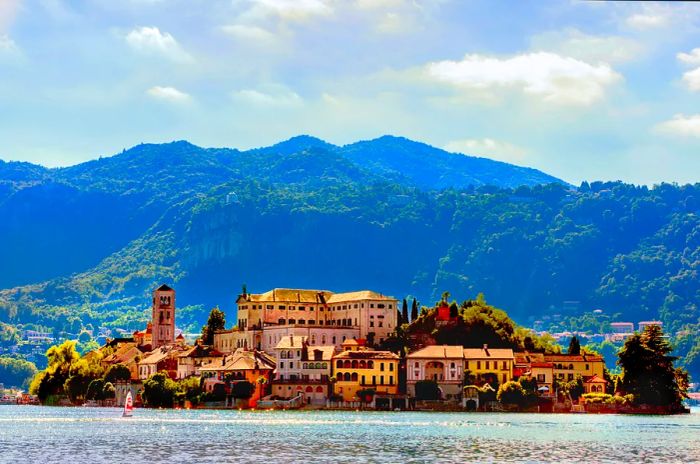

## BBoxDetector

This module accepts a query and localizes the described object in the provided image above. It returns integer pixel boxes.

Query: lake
[0,406,698,463]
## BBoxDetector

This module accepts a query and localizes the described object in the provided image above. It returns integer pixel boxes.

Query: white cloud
[444,138,528,164]
[655,114,700,137]
[626,12,668,30]
[240,0,333,22]
[530,29,643,64]
[146,86,191,103]
[425,52,622,105]
[232,84,302,106]
[125,26,192,63]
[678,48,700,65]
[220,24,276,43]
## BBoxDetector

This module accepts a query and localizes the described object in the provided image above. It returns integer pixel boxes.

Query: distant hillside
[0,137,698,379]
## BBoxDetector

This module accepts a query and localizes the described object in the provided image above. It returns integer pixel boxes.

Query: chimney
[483,344,489,355]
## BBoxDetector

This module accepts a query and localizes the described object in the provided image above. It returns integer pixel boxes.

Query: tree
[414,380,440,400]
[104,363,132,384]
[497,381,525,406]
[396,309,403,326]
[0,357,38,390]
[565,376,585,402]
[86,379,106,401]
[201,307,226,345]
[142,372,177,408]
[617,325,688,408]
[568,335,581,355]
[102,382,116,400]
[410,298,418,322]
[231,380,255,400]
[30,340,80,403]
[401,299,409,324]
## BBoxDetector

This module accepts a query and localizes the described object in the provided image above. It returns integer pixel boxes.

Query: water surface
[0,406,698,463]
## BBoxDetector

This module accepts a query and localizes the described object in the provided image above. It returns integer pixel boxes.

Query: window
[370,304,375,308]
[278,318,285,325]
[299,306,305,311]
[477,361,481,369]
[280,362,284,369]
[354,304,358,309]
[372,375,376,385]
[370,321,374,327]
[585,364,590,370]
[502,361,507,370]
[380,376,385,385]
[389,363,394,372]
[568,374,574,381]
[299,320,306,325]
[361,375,366,385]
[537,374,545,382]
[389,376,394,385]
[377,304,385,309]
[502,374,507,383]
[414,362,419,368]
[389,304,393,309]
[290,362,294,368]
[336,360,342,368]
[485,361,490,370]
[378,322,383,328]
[279,305,286,310]
[267,305,273,309]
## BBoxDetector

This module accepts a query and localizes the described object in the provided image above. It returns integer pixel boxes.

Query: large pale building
[228,287,398,350]
[272,335,335,405]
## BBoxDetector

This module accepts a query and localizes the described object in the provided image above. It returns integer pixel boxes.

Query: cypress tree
[401,298,409,324]
[410,298,418,322]
[568,335,581,355]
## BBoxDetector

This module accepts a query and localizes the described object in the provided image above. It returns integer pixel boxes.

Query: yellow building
[463,346,514,386]
[544,353,605,383]
[331,341,399,402]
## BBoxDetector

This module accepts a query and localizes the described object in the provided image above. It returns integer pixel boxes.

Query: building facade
[272,335,334,405]
[406,345,464,399]
[463,346,514,386]
[331,341,399,402]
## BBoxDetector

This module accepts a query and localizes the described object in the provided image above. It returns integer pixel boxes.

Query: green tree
[142,372,178,408]
[618,325,688,408]
[410,298,418,322]
[104,363,132,384]
[102,382,116,400]
[401,299,409,324]
[414,380,440,400]
[497,381,525,406]
[30,340,80,403]
[86,379,106,401]
[231,380,255,400]
[0,356,38,390]
[568,335,581,355]
[201,307,226,345]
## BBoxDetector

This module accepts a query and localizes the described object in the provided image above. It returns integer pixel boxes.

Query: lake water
[0,406,698,463]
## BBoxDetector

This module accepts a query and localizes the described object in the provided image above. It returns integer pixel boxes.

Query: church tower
[151,284,175,349]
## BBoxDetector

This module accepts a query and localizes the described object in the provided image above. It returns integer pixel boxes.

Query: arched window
[306,386,313,392]
[351,360,358,369]
[359,360,366,369]
[321,335,327,344]
[308,319,314,325]
[368,361,374,369]
[568,364,574,370]
[343,360,352,368]
[289,319,296,324]
[315,362,322,369]
[351,373,358,381]
[303,363,308,369]
[336,360,342,368]
[279,318,285,325]
[450,362,456,369]
[343,373,351,381]
[316,386,324,393]
[322,363,327,369]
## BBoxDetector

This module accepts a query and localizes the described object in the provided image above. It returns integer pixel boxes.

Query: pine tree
[617,325,688,408]
[568,335,581,355]
[401,298,409,324]
[410,298,418,322]
[201,307,226,345]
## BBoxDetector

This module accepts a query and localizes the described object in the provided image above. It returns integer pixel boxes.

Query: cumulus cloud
[530,29,643,64]
[232,84,303,106]
[240,0,333,22]
[626,12,668,30]
[655,114,700,137]
[147,86,191,103]
[0,34,18,53]
[444,138,528,163]
[678,48,700,65]
[220,24,276,43]
[125,26,192,63]
[676,48,700,92]
[425,52,622,105]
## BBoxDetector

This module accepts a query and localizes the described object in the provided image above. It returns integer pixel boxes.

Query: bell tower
[152,284,175,349]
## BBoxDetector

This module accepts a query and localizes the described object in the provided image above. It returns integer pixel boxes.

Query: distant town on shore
[10,283,688,415]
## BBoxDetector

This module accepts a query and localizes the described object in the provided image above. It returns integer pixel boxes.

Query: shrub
[414,380,440,401]
[497,381,525,406]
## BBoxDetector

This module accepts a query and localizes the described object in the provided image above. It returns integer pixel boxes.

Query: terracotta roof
[139,346,182,365]
[341,339,360,346]
[463,347,514,359]
[200,349,276,372]
[584,374,608,384]
[530,362,553,368]
[326,290,396,303]
[407,345,464,359]
[333,350,399,360]
[543,353,604,363]
[178,344,223,358]
[156,284,174,292]
[307,346,335,361]
[514,352,546,364]
[176,333,185,340]
[102,343,142,365]
[238,288,396,304]
[275,335,307,350]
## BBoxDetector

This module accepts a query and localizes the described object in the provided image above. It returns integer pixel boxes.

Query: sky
[1,0,700,185]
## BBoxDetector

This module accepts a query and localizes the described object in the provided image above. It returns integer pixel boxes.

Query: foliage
[175,376,202,406]
[0,356,37,390]
[201,307,226,346]
[563,376,585,401]
[29,340,80,402]
[414,380,440,401]
[230,380,255,400]
[618,325,688,408]
[568,336,581,355]
[86,379,105,401]
[356,388,376,402]
[142,372,178,408]
[497,381,525,405]
[104,363,131,384]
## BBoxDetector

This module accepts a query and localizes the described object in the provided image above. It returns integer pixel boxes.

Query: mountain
[0,136,698,378]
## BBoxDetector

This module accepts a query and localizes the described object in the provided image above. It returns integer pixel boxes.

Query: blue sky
[1,0,700,185]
